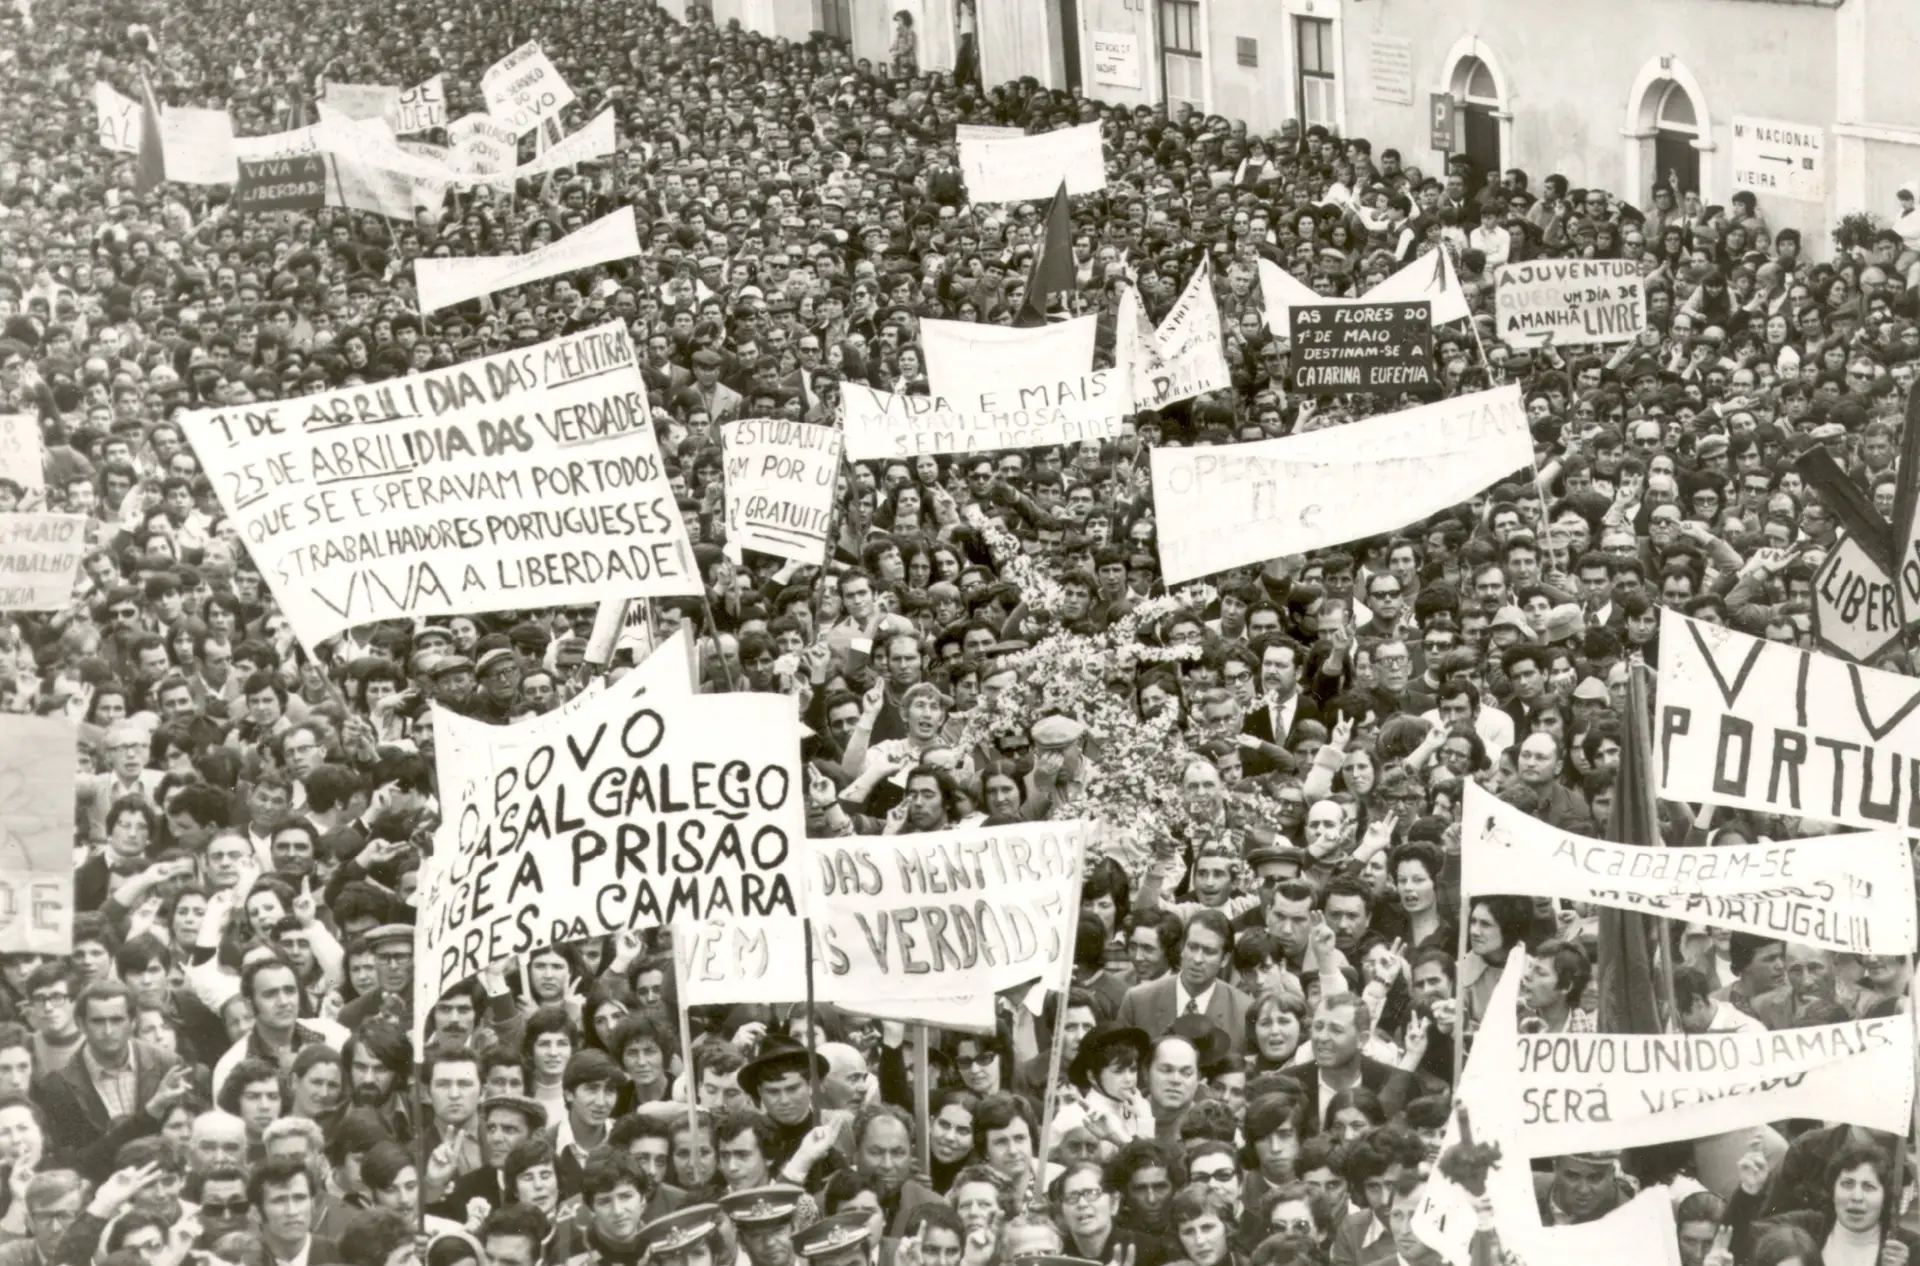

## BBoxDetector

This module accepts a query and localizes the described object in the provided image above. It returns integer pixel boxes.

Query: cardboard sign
[233,154,327,214]
[1460,781,1915,955]
[1493,259,1646,347]
[719,419,842,565]
[482,41,576,136]
[957,122,1106,203]
[94,81,140,153]
[803,822,1087,1005]
[0,413,46,499]
[1731,115,1825,203]
[1150,385,1529,583]
[0,716,76,954]
[1658,607,1920,831]
[393,74,447,134]
[840,375,1125,462]
[177,320,695,646]
[1811,530,1904,663]
[417,681,807,1043]
[322,81,401,123]
[415,207,640,313]
[1289,300,1434,394]
[0,514,86,610]
[158,106,238,185]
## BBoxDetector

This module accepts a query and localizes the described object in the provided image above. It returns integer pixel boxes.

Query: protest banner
[326,150,418,220]
[1122,264,1231,409]
[919,316,1096,403]
[1505,1010,1911,1156]
[462,108,616,187]
[1811,530,1904,663]
[233,154,327,214]
[1262,252,1469,335]
[802,821,1087,1005]
[1150,384,1530,584]
[719,419,842,565]
[415,207,640,314]
[0,716,76,954]
[1460,781,1915,955]
[1657,606,1920,831]
[177,319,696,647]
[393,74,446,133]
[840,374,1125,461]
[674,917,994,1030]
[957,123,1106,202]
[482,41,576,136]
[1257,259,1323,340]
[158,107,238,184]
[415,678,808,1042]
[0,413,46,500]
[322,81,400,123]
[1414,952,1683,1266]
[94,81,139,153]
[1288,300,1435,394]
[1492,259,1646,348]
[0,514,86,610]
[954,123,1018,140]
[448,113,518,175]
[232,124,323,161]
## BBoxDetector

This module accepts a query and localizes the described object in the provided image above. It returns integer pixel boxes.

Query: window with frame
[1159,0,1204,113]
[1294,15,1336,129]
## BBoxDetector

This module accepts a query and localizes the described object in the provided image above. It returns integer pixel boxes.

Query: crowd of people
[2,2,1918,1266]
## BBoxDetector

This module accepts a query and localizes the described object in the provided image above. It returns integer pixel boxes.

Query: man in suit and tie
[1116,910,1254,1061]
[426,1095,546,1222]
[33,981,190,1183]
[1241,635,1322,776]
[1278,993,1437,1135]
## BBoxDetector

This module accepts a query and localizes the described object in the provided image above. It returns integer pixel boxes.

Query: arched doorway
[1652,81,1701,195]
[1455,56,1501,186]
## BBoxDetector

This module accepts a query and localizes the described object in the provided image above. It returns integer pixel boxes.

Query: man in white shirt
[1468,202,1511,269]
[1421,680,1513,767]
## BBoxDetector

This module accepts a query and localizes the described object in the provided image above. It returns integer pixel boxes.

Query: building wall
[1076,0,1155,112]
[1206,0,1303,133]
[980,0,1064,88]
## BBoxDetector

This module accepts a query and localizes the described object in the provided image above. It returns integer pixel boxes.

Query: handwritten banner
[416,679,806,1042]
[0,414,46,500]
[1810,531,1904,664]
[159,107,238,185]
[448,114,518,175]
[1149,384,1530,584]
[322,81,401,123]
[1460,781,1915,955]
[957,123,1106,202]
[803,822,1086,1004]
[1493,259,1646,348]
[719,419,841,565]
[482,41,575,136]
[840,376,1124,461]
[1658,608,1920,831]
[234,155,327,214]
[0,514,85,610]
[178,320,694,646]
[920,316,1095,403]
[415,207,640,313]
[1121,265,1231,410]
[1288,300,1435,394]
[94,81,140,153]
[0,716,75,955]
[393,74,446,134]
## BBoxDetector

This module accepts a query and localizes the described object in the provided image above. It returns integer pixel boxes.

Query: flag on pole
[1014,180,1074,328]
[134,74,166,194]
[1595,664,1669,1034]
[1890,379,1920,631]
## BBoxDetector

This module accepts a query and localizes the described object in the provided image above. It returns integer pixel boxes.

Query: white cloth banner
[719,419,842,566]
[469,108,616,185]
[1124,263,1231,409]
[178,319,695,646]
[1261,250,1469,333]
[0,412,47,497]
[159,107,238,185]
[1414,954,1685,1266]
[840,373,1125,461]
[482,41,576,136]
[0,514,86,611]
[94,81,140,153]
[958,123,1106,202]
[393,74,447,134]
[416,672,807,1044]
[802,822,1088,1005]
[1460,781,1915,955]
[232,125,323,161]
[415,207,640,313]
[327,151,418,220]
[1658,607,1920,832]
[1493,259,1647,347]
[919,315,1095,402]
[448,113,518,175]
[1149,384,1532,584]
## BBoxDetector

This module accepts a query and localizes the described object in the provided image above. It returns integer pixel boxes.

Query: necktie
[1184,998,1200,1016]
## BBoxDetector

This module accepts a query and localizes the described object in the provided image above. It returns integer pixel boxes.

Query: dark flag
[1014,180,1074,328]
[1595,663,1669,1034]
[135,73,166,194]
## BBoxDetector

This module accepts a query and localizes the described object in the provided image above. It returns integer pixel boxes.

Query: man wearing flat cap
[427,1095,547,1220]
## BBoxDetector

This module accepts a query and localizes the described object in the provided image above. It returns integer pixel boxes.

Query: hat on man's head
[795,1213,877,1261]
[1543,604,1585,644]
[738,1036,829,1100]
[479,1095,547,1131]
[719,1186,805,1230]
[1572,676,1611,703]
[636,1206,724,1261]
[1030,715,1087,748]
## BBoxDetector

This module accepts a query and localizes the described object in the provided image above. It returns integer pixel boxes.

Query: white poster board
[1492,259,1647,347]
[957,123,1106,202]
[1089,31,1141,89]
